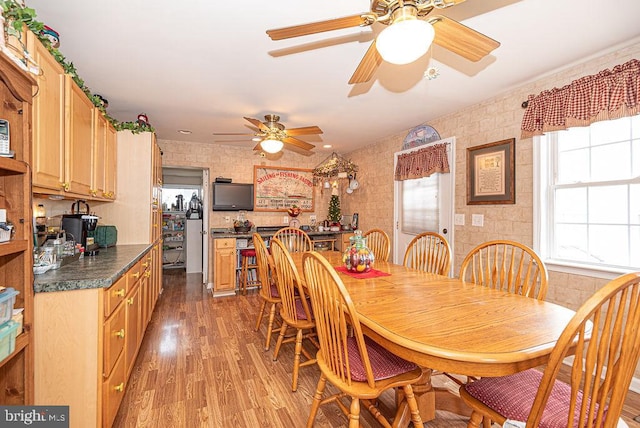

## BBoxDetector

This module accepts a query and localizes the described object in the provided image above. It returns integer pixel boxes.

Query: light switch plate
[309,215,317,222]
[283,216,289,224]
[472,214,484,227]
[454,214,465,226]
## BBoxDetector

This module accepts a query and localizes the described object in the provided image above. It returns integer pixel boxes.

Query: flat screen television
[212,182,254,211]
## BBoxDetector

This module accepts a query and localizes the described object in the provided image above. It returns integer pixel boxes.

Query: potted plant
[233,219,253,233]
[287,204,301,217]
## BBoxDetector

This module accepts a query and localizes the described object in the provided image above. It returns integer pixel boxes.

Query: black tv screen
[212,182,254,211]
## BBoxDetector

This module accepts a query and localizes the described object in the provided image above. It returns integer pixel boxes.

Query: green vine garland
[0,0,154,134]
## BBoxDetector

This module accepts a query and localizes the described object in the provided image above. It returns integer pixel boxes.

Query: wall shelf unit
[162,212,185,269]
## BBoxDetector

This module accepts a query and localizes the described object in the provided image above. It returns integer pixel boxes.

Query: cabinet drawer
[215,238,235,249]
[103,303,126,378]
[126,260,143,292]
[102,349,126,428]
[104,275,127,318]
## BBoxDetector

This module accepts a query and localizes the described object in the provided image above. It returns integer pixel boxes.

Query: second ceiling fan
[266,0,500,84]
[213,115,322,154]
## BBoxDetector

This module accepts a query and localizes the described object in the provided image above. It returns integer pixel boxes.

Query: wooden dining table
[291,251,577,426]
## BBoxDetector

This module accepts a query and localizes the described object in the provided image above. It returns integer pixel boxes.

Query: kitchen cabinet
[27,31,114,200]
[0,52,36,405]
[214,238,236,295]
[34,247,160,428]
[100,131,162,245]
[92,110,117,200]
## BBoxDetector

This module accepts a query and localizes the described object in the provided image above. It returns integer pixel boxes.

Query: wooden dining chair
[302,251,424,428]
[403,231,452,276]
[459,240,548,300]
[273,226,313,253]
[460,271,640,428]
[270,237,318,392]
[252,233,281,351]
[363,228,391,262]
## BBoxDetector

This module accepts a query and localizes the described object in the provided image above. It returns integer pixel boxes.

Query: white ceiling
[25,0,640,155]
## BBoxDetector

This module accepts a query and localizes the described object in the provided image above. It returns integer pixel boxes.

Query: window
[401,174,439,234]
[535,115,640,274]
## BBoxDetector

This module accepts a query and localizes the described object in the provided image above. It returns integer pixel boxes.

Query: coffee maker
[62,200,100,256]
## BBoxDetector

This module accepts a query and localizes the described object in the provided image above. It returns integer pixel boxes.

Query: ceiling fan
[266,0,500,84]
[213,114,322,154]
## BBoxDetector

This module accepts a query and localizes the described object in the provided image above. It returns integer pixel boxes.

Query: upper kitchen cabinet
[27,32,113,201]
[93,109,117,200]
[28,32,64,193]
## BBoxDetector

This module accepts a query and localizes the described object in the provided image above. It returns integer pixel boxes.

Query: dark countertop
[209,229,353,239]
[33,244,153,293]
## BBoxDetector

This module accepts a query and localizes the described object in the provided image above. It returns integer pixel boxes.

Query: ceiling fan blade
[267,14,374,41]
[253,142,263,151]
[212,132,254,136]
[348,40,383,84]
[282,136,315,151]
[243,116,270,132]
[430,15,500,62]
[286,126,323,136]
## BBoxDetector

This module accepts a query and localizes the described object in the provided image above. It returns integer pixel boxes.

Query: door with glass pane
[393,137,455,270]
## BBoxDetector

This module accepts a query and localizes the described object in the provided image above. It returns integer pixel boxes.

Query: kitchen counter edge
[33,244,153,293]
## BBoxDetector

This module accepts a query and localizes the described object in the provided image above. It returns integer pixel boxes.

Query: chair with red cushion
[270,237,318,392]
[302,251,424,428]
[459,272,640,428]
[252,233,281,350]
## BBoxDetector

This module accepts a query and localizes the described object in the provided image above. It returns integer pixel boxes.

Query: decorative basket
[234,226,251,233]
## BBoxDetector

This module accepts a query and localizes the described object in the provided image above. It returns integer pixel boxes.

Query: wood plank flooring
[113,269,640,427]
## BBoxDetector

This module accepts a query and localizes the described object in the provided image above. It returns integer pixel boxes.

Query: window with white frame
[535,115,640,273]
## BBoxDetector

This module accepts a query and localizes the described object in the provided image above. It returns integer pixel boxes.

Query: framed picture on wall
[253,166,314,211]
[466,138,515,205]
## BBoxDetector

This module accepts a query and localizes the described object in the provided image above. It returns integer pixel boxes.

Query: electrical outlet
[472,214,484,227]
[309,215,317,222]
[283,216,289,224]
[454,213,465,226]
[224,216,230,223]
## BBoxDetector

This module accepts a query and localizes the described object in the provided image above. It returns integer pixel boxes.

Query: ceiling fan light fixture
[376,18,434,65]
[260,138,284,154]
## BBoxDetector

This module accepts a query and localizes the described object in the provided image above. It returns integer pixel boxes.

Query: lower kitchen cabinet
[214,238,236,295]
[34,246,161,428]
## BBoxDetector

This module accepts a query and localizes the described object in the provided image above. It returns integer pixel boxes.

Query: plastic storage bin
[0,320,19,361]
[0,287,18,324]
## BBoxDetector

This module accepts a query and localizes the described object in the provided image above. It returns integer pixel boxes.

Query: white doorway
[393,137,455,273]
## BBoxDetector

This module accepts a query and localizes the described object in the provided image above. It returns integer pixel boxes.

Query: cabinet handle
[127,297,134,305]
[132,272,140,279]
[62,182,70,191]
[115,328,125,339]
[142,261,149,268]
[114,288,125,297]
[145,271,151,278]
[114,382,124,393]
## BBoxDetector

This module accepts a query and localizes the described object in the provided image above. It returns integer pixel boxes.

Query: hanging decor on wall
[466,138,516,205]
[312,152,358,186]
[402,125,441,150]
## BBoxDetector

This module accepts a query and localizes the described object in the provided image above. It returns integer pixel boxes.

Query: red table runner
[334,266,391,279]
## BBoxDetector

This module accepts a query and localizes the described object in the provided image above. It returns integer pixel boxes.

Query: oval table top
[292,251,576,377]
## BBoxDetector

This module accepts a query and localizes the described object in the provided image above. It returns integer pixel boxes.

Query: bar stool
[239,248,260,295]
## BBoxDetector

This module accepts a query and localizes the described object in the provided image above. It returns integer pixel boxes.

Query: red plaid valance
[394,143,449,181]
[521,58,640,139]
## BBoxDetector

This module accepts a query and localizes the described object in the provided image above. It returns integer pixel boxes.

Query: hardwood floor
[113,269,640,427]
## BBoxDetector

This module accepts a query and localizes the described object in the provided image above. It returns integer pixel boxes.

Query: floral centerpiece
[233,219,253,233]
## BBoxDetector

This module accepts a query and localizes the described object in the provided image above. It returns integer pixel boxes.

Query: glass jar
[342,230,375,273]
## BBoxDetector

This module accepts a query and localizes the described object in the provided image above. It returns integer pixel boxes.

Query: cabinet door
[214,239,236,292]
[92,109,107,198]
[125,283,140,378]
[105,123,117,199]
[65,75,94,197]
[28,34,65,192]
